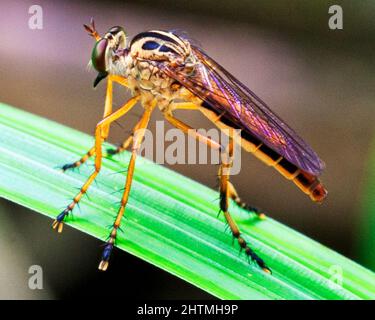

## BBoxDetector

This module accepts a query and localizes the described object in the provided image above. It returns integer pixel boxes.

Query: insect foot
[246,206,266,220]
[235,201,266,220]
[51,208,70,233]
[236,234,272,274]
[98,242,114,271]
[61,162,77,172]
[98,225,119,271]
[106,147,120,156]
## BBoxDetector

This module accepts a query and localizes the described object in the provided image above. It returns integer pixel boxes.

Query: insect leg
[99,102,155,271]
[219,139,271,274]
[164,109,270,273]
[164,112,222,150]
[169,102,200,111]
[52,95,140,233]
[226,182,266,219]
[61,75,130,171]
[198,106,266,218]
[106,117,143,156]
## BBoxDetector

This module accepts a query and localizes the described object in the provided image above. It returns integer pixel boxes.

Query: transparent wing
[168,29,203,48]
[151,45,325,175]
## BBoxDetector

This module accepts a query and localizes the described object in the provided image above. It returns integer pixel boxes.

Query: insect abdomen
[200,102,327,203]
[275,158,327,203]
[248,138,327,202]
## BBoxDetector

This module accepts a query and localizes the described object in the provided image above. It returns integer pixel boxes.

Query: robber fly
[52,19,327,273]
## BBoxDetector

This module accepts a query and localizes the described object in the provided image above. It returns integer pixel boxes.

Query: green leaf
[359,140,375,271]
[0,102,374,300]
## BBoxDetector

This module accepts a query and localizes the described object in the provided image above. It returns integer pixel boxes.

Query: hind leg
[227,181,266,219]
[168,101,266,218]
[219,139,271,273]
[164,109,270,273]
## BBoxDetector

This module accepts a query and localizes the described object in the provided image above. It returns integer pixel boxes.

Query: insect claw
[52,208,70,233]
[257,212,266,220]
[52,219,64,233]
[262,267,272,275]
[236,201,267,220]
[98,243,113,271]
[98,260,109,271]
[106,147,119,156]
[254,254,272,274]
[61,163,75,172]
[249,206,267,220]
[106,148,115,155]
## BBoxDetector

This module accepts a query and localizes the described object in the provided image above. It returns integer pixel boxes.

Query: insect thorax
[127,59,175,95]
[124,31,195,105]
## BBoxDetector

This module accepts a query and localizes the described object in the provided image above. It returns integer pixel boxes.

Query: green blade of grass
[359,140,375,271]
[0,102,374,299]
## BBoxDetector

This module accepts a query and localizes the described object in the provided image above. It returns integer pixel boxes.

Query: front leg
[99,103,155,271]
[52,95,140,232]
[61,75,129,171]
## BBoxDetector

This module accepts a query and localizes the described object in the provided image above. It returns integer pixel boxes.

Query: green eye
[91,38,108,73]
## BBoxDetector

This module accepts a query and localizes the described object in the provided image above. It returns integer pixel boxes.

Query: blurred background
[0,0,375,299]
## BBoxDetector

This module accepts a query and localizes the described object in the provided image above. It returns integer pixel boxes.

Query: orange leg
[106,102,200,157]
[165,109,270,273]
[61,75,130,171]
[226,182,265,218]
[52,95,140,233]
[99,102,155,271]
[218,139,270,273]
[106,119,143,156]
[169,102,266,217]
[164,112,222,150]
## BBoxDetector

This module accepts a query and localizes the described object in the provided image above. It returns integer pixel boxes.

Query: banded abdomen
[199,102,327,203]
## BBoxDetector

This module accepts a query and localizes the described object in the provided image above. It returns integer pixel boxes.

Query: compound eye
[91,38,108,73]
